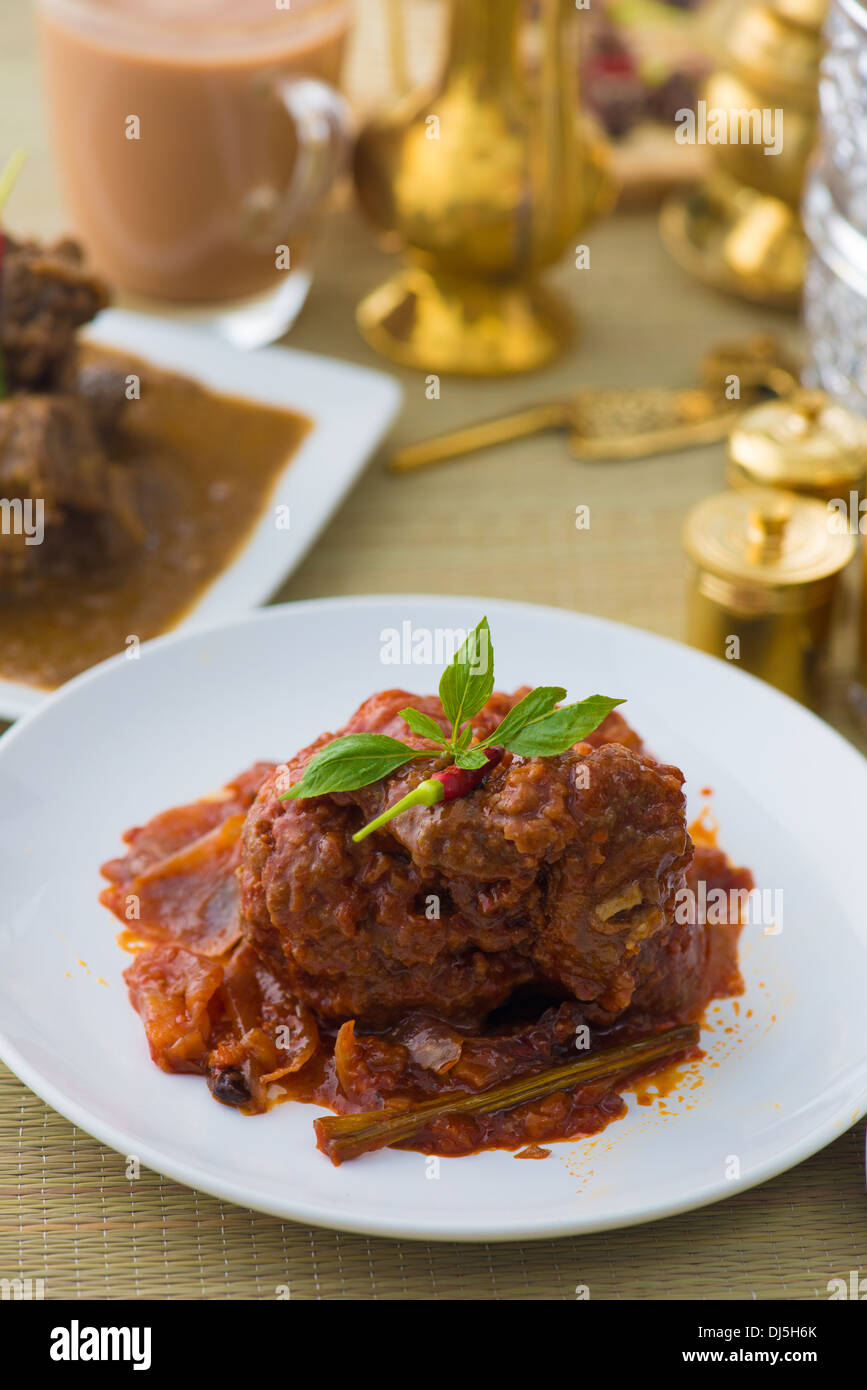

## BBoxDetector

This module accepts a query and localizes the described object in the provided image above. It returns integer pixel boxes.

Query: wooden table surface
[1,1,865,1302]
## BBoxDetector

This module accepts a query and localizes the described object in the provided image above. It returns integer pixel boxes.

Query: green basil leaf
[399,706,448,746]
[438,617,494,732]
[453,746,489,771]
[279,734,421,799]
[479,685,565,748]
[500,695,625,757]
[455,723,474,751]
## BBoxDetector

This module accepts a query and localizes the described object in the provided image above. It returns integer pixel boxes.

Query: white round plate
[1,596,865,1242]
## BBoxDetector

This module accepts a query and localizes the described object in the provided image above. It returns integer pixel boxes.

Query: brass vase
[353,0,612,375]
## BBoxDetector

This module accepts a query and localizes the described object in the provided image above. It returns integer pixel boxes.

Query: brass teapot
[353,0,613,375]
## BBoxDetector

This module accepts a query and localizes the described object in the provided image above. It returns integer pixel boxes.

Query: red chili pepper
[352,746,504,843]
[433,744,504,800]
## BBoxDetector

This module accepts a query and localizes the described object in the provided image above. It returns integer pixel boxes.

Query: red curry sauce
[100,753,750,1164]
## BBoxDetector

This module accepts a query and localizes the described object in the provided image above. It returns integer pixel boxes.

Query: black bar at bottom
[5,1293,862,1375]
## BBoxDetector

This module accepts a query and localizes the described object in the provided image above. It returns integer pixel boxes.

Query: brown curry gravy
[0,346,310,689]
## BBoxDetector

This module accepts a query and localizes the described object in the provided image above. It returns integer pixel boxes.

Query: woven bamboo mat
[1,120,866,1294]
[1,1062,864,1300]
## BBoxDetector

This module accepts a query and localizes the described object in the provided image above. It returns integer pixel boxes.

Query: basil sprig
[278,733,428,800]
[280,616,623,801]
[437,616,495,740]
[484,690,626,757]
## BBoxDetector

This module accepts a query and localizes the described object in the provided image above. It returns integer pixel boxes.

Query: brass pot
[683,487,855,704]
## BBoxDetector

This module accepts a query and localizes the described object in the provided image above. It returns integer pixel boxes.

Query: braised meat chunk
[1,393,111,511]
[238,690,693,1029]
[0,392,140,581]
[0,235,108,391]
[74,361,131,447]
[0,234,142,585]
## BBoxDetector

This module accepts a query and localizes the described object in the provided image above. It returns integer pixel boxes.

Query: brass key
[389,336,800,473]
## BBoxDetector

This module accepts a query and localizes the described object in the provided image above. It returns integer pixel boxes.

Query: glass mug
[35,0,353,346]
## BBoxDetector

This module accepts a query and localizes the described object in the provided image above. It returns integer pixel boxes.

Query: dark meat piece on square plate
[0,392,142,582]
[0,235,108,392]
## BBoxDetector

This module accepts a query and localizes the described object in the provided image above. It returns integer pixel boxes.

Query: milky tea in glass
[36,0,352,344]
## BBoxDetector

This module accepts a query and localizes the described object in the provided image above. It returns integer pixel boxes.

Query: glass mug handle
[269,76,353,239]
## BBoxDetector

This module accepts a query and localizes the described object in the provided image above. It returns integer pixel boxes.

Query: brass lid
[728,390,867,499]
[683,487,855,589]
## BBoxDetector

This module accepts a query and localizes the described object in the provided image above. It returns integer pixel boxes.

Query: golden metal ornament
[660,0,825,308]
[389,334,800,472]
[727,389,867,502]
[682,487,855,704]
[353,0,613,375]
[660,171,806,309]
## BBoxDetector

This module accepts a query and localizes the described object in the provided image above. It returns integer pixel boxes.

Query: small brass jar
[727,390,867,503]
[683,487,856,704]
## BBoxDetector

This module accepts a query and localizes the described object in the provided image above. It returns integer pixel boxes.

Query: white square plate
[0,308,402,721]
